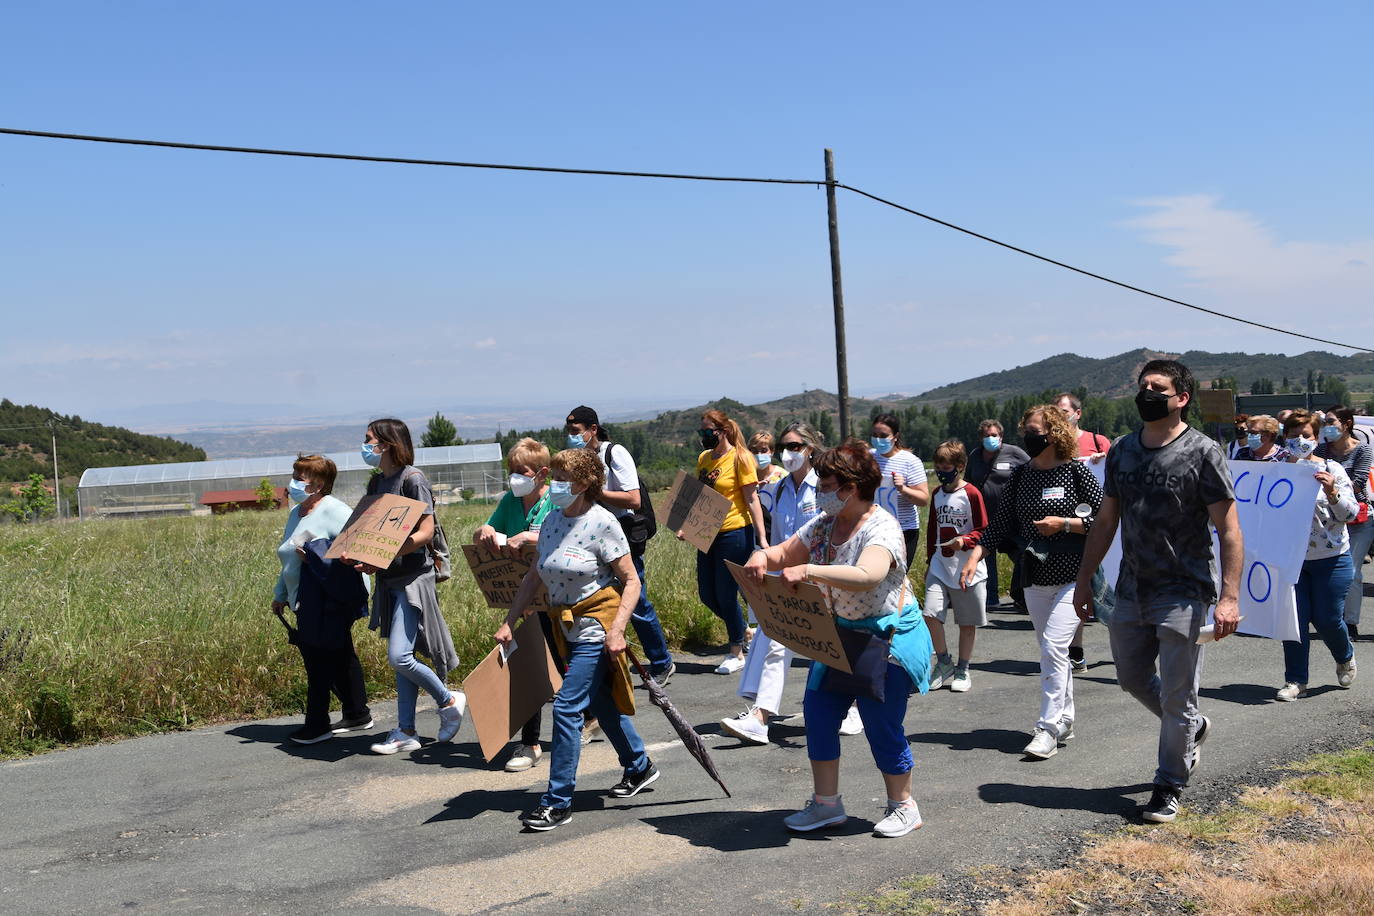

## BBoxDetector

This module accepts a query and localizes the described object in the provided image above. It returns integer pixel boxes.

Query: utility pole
[824,148,850,439]
[47,418,61,520]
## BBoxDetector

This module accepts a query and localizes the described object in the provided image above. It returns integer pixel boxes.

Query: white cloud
[1127,195,1374,308]
[473,338,497,350]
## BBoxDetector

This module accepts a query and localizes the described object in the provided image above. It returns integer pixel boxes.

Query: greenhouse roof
[78,443,503,488]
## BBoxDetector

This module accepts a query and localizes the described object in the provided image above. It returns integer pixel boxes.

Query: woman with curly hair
[963,406,1103,759]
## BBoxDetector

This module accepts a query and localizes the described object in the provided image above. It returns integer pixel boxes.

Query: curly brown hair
[1022,404,1077,462]
[812,437,883,500]
[549,447,605,499]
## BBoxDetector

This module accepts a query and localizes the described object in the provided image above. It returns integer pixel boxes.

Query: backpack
[368,468,451,581]
[601,442,657,556]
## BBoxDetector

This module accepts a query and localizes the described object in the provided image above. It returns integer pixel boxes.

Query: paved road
[3,603,1371,915]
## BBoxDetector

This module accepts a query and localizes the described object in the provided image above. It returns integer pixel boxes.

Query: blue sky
[3,2,1371,431]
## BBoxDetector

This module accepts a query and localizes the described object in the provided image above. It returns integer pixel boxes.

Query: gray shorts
[924,579,989,627]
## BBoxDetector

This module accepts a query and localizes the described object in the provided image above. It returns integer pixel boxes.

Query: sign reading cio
[1217,460,1320,642]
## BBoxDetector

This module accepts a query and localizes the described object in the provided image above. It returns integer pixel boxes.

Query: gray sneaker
[1337,657,1357,688]
[1023,727,1057,759]
[872,800,923,838]
[929,660,956,691]
[783,797,847,832]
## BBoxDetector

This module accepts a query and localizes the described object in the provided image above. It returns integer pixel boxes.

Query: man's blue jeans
[629,553,673,674]
[1284,551,1355,684]
[541,637,649,810]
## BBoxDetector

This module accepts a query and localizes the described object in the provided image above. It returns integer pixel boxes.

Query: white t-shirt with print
[797,507,909,620]
[597,442,640,519]
[874,449,927,530]
[536,503,629,606]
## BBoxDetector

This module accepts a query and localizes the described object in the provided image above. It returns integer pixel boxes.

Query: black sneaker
[289,724,334,745]
[610,761,660,798]
[650,662,677,688]
[1348,623,1360,641]
[1142,785,1182,823]
[521,805,572,831]
[330,715,375,734]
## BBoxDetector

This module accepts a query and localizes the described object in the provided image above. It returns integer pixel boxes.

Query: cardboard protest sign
[1197,389,1236,424]
[461,543,549,611]
[324,493,429,568]
[463,617,563,762]
[725,560,851,672]
[662,469,732,553]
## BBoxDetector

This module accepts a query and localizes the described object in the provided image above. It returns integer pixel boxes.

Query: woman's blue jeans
[385,587,452,732]
[696,526,754,647]
[542,637,648,810]
[1343,520,1374,626]
[1283,552,1355,685]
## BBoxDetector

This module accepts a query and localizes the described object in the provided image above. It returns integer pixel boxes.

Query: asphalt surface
[3,599,1372,916]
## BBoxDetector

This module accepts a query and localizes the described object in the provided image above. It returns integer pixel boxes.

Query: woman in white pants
[720,422,861,741]
[963,405,1103,759]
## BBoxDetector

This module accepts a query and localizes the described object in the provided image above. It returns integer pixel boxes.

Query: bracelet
[1062,517,1070,534]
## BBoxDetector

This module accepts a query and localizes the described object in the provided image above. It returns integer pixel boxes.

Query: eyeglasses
[780,442,807,451]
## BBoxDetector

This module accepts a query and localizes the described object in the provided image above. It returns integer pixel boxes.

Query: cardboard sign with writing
[662,469,732,553]
[726,560,851,672]
[461,543,549,611]
[324,493,428,568]
[1198,389,1236,424]
[463,617,563,762]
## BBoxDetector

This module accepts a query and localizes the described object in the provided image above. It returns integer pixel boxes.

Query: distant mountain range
[9,348,1370,470]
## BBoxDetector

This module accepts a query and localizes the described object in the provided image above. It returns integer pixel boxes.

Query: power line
[837,184,1373,353]
[4,126,1370,353]
[0,127,818,186]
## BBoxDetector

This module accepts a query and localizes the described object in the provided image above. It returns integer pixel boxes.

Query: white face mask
[816,486,848,517]
[509,473,537,497]
[1286,436,1317,459]
[781,448,807,472]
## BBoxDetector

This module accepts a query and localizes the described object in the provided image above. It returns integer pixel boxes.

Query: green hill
[0,399,206,487]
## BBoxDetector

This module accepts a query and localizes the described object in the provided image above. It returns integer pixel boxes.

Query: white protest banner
[1084,459,1123,589]
[1214,460,1319,641]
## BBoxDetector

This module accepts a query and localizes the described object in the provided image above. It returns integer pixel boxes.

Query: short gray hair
[779,421,825,451]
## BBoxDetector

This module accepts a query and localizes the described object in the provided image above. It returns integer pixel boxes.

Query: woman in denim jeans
[495,447,656,832]
[1276,411,1359,701]
[1315,406,1374,640]
[688,408,768,675]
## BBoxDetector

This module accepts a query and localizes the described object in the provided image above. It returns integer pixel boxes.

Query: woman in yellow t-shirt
[688,408,769,674]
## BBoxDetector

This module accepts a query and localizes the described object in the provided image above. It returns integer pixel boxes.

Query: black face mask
[1135,388,1173,423]
[1022,431,1051,458]
[935,468,959,485]
[699,428,720,448]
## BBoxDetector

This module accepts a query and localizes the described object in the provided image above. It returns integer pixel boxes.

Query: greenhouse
[77,443,505,519]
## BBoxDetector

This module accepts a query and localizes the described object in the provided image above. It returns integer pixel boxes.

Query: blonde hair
[549,448,604,499]
[1022,405,1077,462]
[933,439,967,470]
[1249,415,1280,438]
[748,431,775,452]
[507,437,550,473]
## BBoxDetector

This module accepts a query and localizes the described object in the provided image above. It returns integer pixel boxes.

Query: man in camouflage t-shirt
[1075,359,1244,825]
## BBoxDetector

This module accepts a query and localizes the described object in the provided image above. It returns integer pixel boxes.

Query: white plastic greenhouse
[77,443,504,519]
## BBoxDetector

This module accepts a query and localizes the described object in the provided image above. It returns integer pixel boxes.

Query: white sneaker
[873,800,923,838]
[928,660,955,690]
[839,705,865,736]
[1276,682,1308,702]
[783,796,847,832]
[1337,657,1357,688]
[1023,728,1057,759]
[370,728,421,755]
[581,719,601,746]
[949,668,971,692]
[714,653,746,675]
[437,693,466,743]
[505,744,543,772]
[720,708,769,745]
[1057,718,1075,744]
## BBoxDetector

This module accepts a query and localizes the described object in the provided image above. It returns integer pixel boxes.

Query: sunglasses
[780,442,807,452]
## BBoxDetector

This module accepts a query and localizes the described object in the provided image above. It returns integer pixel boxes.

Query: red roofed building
[201,487,286,514]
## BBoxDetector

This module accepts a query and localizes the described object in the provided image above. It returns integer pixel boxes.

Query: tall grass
[0,497,969,756]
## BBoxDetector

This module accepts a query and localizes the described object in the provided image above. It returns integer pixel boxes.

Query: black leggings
[297,638,370,729]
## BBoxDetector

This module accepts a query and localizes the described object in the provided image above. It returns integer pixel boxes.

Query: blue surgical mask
[548,480,577,508]
[1286,436,1317,459]
[817,486,848,517]
[756,452,771,469]
[566,432,586,449]
[361,443,382,467]
[1247,433,1262,450]
[871,436,892,454]
[1322,425,1342,443]
[982,436,1001,451]
[287,479,310,504]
